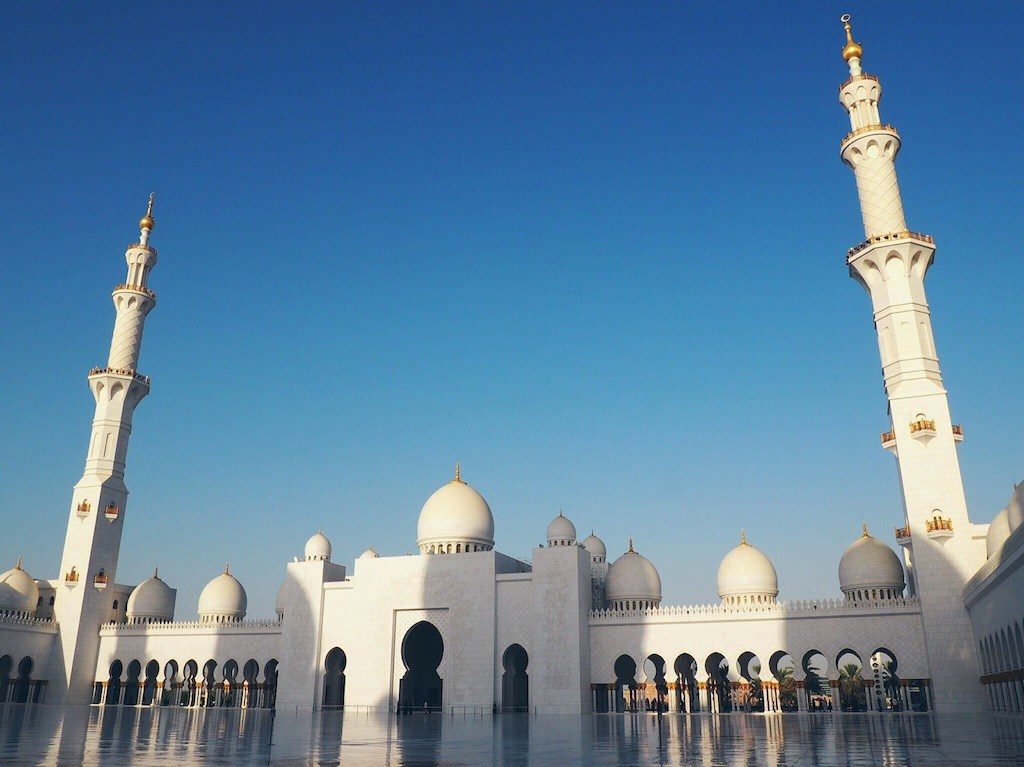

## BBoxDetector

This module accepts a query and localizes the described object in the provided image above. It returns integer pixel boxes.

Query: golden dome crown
[139,193,155,231]
[841,14,863,62]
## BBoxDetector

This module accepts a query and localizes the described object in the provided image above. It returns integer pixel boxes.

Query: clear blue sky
[1,2,1022,618]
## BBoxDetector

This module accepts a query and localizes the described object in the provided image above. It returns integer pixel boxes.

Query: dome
[582,531,607,562]
[274,580,287,619]
[717,532,779,605]
[987,508,1012,559]
[1007,483,1024,533]
[126,569,175,623]
[417,464,495,554]
[0,558,38,615]
[604,541,661,608]
[198,566,247,622]
[838,526,905,600]
[358,547,379,559]
[546,512,576,546]
[304,531,332,561]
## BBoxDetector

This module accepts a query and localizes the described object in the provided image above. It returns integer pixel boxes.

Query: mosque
[1,17,1022,717]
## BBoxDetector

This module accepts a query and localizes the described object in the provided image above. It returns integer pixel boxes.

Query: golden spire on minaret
[840,14,863,62]
[139,193,156,232]
[454,461,462,483]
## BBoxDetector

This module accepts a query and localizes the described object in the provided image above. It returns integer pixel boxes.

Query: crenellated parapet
[589,596,920,623]
[100,618,281,636]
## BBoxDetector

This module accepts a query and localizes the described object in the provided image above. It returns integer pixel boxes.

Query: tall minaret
[837,16,985,711]
[51,196,159,701]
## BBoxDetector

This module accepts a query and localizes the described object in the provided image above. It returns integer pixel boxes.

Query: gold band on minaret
[840,14,863,62]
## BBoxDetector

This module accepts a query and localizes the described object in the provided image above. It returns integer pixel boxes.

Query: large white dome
[838,526,905,600]
[417,465,495,554]
[304,531,332,561]
[604,541,661,609]
[1006,483,1024,533]
[582,532,607,562]
[987,508,1011,559]
[126,569,175,623]
[717,533,779,605]
[198,566,247,622]
[0,559,38,616]
[546,512,577,546]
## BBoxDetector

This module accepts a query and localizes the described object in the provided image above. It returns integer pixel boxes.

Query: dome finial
[224,562,230,575]
[862,522,870,537]
[15,556,23,570]
[627,537,634,552]
[139,193,156,239]
[740,529,747,546]
[454,461,462,483]
[153,566,159,578]
[840,13,863,65]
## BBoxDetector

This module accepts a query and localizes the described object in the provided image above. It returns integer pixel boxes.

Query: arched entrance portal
[501,644,529,711]
[399,621,443,713]
[323,647,347,707]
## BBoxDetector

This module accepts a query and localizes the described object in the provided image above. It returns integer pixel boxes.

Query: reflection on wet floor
[0,704,1022,766]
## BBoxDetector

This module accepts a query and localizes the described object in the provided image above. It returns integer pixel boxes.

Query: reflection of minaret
[836,16,984,711]
[52,196,160,702]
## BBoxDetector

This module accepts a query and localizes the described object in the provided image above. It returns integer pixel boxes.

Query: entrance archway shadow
[399,621,443,713]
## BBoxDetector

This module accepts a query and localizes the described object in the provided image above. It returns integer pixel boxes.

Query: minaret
[51,196,159,701]
[837,16,984,711]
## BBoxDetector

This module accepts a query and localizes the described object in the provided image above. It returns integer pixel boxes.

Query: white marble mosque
[1,16,1023,719]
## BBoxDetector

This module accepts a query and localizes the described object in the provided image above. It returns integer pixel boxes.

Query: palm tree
[804,663,828,710]
[881,659,901,710]
[775,666,798,712]
[839,663,866,711]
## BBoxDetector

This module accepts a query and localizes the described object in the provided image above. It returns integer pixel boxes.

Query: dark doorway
[613,654,637,712]
[123,660,141,706]
[501,644,529,711]
[323,647,347,707]
[399,621,443,713]
[14,657,33,703]
[106,660,123,706]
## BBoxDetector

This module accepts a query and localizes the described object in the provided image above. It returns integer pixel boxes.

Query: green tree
[839,663,867,711]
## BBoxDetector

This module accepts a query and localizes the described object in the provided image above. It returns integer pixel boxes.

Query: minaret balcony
[104,503,120,522]
[839,72,880,90]
[894,525,911,546]
[76,500,91,519]
[88,367,151,385]
[126,242,157,255]
[847,230,934,260]
[925,515,953,542]
[952,424,964,443]
[93,573,108,590]
[880,430,897,452]
[909,419,937,440]
[839,122,899,151]
[64,569,80,587]
[112,283,156,299]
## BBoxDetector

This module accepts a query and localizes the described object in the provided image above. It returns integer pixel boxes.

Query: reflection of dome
[604,541,661,609]
[198,566,247,622]
[987,508,1011,559]
[126,569,175,623]
[275,581,287,620]
[358,547,379,559]
[1007,483,1024,533]
[582,532,607,563]
[838,526,905,601]
[546,512,576,546]
[0,558,38,616]
[304,531,332,561]
[417,464,495,554]
[717,532,779,606]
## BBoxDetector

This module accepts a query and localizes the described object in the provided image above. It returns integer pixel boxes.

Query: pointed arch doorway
[398,621,443,713]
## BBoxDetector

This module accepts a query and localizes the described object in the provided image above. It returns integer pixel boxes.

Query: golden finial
[15,556,23,570]
[840,14,863,62]
[740,529,747,546]
[153,566,159,578]
[627,538,635,552]
[862,523,870,537]
[454,461,462,483]
[139,193,156,231]
[224,563,230,575]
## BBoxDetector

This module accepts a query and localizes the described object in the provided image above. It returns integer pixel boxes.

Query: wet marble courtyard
[1,705,1022,766]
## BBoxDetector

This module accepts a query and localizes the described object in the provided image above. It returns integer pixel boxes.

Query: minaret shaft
[838,18,985,712]
[51,200,158,702]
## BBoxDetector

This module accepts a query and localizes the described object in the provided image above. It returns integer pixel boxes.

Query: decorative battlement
[840,122,899,148]
[76,500,91,518]
[881,430,896,445]
[839,73,880,90]
[64,568,79,584]
[909,418,936,433]
[100,618,282,635]
[104,503,120,522]
[952,424,964,443]
[847,230,934,259]
[93,573,108,589]
[88,367,150,385]
[589,596,919,622]
[895,525,911,543]
[0,613,58,631]
[126,242,157,255]
[925,515,953,533]
[112,283,156,299]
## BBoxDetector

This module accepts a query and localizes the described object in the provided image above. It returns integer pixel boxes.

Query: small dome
[358,547,379,559]
[417,464,495,553]
[198,566,247,622]
[304,531,332,561]
[987,508,1011,559]
[126,569,175,623]
[274,580,287,619]
[717,532,779,604]
[605,541,661,607]
[0,559,38,615]
[838,526,905,598]
[546,512,577,546]
[1007,483,1024,533]
[582,531,607,562]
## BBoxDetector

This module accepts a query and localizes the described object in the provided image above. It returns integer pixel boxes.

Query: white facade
[0,17,1017,716]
